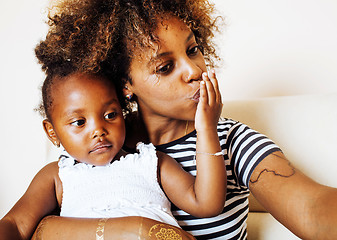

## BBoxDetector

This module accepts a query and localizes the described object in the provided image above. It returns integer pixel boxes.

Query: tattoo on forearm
[250,153,296,184]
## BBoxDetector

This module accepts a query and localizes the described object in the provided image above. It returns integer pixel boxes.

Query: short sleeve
[226,123,282,188]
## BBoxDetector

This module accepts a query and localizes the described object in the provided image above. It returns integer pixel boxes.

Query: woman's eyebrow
[185,32,194,43]
[148,51,171,66]
[148,32,195,65]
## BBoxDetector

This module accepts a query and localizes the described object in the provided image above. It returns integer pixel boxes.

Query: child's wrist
[195,126,218,135]
[196,151,224,156]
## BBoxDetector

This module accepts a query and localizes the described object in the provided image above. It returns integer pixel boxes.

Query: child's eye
[105,112,117,120]
[155,62,173,75]
[70,119,85,127]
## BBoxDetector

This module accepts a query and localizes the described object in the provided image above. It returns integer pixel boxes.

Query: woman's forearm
[31,216,195,240]
[31,216,141,240]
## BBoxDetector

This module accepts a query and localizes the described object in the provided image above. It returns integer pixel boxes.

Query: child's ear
[42,119,60,147]
[123,82,134,101]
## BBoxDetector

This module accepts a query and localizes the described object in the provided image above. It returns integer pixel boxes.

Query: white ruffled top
[58,142,179,227]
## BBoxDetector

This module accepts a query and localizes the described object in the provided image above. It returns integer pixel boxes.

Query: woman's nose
[182,58,202,83]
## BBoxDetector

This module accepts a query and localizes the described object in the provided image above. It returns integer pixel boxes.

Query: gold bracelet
[96,218,108,240]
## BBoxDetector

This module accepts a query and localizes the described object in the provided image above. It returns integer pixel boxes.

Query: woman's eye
[188,45,203,56]
[105,112,117,120]
[155,63,173,75]
[70,119,85,127]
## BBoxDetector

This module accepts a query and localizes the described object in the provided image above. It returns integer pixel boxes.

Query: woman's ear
[43,119,60,147]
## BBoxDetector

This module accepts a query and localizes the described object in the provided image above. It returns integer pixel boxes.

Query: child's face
[44,73,125,166]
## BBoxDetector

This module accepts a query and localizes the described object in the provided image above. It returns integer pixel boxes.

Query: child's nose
[91,123,107,139]
[92,129,106,139]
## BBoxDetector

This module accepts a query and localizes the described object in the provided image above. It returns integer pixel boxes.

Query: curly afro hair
[35,0,223,114]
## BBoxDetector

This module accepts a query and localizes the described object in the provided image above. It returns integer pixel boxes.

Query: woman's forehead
[131,18,194,61]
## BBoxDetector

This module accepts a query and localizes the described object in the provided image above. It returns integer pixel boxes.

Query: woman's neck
[143,116,195,146]
[125,112,195,146]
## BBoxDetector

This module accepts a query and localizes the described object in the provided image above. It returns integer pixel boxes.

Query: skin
[250,152,337,239]
[3,14,337,240]
[0,66,225,239]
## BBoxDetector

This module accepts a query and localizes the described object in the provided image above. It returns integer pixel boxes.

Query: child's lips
[89,143,112,154]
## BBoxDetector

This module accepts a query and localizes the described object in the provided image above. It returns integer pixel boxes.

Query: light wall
[0,0,49,218]
[0,0,336,218]
[214,0,337,99]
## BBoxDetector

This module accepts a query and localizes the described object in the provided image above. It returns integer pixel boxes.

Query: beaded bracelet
[193,151,224,162]
[196,151,224,156]
[96,218,108,240]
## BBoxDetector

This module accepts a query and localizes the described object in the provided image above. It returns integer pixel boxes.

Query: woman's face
[126,17,207,122]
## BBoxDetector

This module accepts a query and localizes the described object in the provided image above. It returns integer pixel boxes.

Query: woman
[4,0,337,239]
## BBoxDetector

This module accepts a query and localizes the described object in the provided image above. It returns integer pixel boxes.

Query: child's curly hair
[36,61,78,120]
[35,0,223,114]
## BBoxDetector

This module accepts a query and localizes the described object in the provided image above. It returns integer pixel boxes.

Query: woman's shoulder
[217,117,255,134]
[218,117,241,128]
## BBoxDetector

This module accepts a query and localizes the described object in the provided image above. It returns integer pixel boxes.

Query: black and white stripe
[156,119,281,239]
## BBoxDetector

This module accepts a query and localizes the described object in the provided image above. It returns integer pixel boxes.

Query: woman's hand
[194,69,222,133]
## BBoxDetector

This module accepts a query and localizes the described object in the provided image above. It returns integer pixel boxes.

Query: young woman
[4,0,337,239]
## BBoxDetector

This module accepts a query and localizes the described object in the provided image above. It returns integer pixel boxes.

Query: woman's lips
[191,89,200,102]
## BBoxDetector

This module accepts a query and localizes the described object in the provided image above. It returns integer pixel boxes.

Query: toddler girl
[0,61,226,240]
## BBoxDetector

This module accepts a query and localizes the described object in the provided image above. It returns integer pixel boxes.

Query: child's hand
[195,69,222,133]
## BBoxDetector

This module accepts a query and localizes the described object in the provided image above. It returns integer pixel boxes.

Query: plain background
[1,0,337,218]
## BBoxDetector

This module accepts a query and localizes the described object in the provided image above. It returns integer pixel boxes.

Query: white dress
[58,142,179,227]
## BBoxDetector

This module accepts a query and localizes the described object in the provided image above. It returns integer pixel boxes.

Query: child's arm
[159,70,226,218]
[0,162,60,240]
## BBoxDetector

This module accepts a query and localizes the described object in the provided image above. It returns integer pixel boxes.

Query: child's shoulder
[44,161,59,169]
[37,161,59,179]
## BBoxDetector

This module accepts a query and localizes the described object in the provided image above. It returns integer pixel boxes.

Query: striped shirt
[156,119,281,239]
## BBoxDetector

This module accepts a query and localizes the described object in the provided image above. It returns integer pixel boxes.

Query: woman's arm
[159,70,226,218]
[0,162,59,240]
[31,216,195,240]
[250,151,337,240]
[1,162,196,240]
